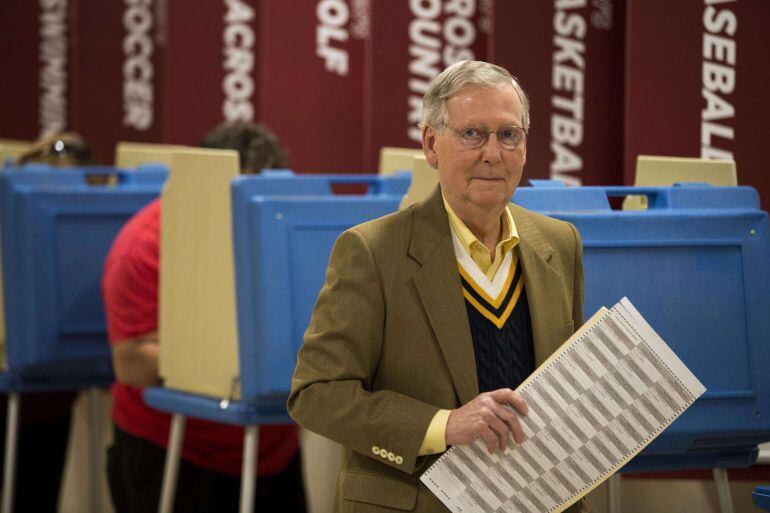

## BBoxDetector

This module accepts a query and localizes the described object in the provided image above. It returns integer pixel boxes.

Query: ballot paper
[421,297,706,513]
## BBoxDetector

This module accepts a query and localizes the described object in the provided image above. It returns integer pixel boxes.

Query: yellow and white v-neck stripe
[452,232,524,329]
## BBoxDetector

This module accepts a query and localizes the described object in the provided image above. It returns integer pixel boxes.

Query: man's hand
[445,388,528,453]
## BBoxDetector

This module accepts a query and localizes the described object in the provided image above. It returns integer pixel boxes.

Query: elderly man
[289,61,584,513]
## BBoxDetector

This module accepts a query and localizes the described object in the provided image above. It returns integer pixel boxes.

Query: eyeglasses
[448,124,527,150]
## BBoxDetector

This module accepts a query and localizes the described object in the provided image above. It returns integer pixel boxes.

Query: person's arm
[111,331,161,387]
[289,228,440,474]
[102,205,161,388]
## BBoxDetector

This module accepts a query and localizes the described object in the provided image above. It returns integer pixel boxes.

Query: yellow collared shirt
[418,196,520,456]
[443,196,519,279]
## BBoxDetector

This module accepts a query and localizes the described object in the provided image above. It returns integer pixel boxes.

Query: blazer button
[379,448,388,458]
[372,446,380,455]
[395,456,403,465]
[387,452,395,461]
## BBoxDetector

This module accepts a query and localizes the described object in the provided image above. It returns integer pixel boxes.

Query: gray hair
[420,60,530,132]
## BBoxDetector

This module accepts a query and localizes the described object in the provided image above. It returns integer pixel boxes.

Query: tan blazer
[289,185,584,513]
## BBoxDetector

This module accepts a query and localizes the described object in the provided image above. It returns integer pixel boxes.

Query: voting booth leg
[239,425,259,513]
[1,393,19,513]
[158,414,186,513]
[87,388,101,513]
[713,468,735,513]
[607,474,621,513]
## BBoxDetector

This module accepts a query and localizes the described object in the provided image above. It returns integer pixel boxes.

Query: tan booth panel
[59,390,115,513]
[115,142,186,169]
[759,442,770,464]
[159,148,242,399]
[399,155,439,210]
[0,138,32,164]
[378,147,424,175]
[623,156,738,210]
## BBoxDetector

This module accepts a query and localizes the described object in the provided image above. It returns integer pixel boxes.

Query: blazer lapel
[512,205,569,366]
[409,186,478,405]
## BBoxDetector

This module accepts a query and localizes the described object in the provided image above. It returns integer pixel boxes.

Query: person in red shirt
[102,122,306,513]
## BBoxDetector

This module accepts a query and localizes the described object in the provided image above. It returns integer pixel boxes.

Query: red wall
[69,0,165,163]
[364,0,493,170]
[258,0,366,173]
[625,0,769,207]
[1,1,63,141]
[491,0,626,186]
[1,0,768,209]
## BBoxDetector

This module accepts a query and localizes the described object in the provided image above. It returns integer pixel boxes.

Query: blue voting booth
[0,164,166,513]
[755,486,770,511]
[0,165,166,387]
[514,182,770,472]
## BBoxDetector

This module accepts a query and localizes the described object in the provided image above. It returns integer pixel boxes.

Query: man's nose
[481,132,503,164]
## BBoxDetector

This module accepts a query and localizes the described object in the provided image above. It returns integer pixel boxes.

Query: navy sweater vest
[459,259,535,393]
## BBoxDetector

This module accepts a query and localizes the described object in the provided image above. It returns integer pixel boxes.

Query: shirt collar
[442,194,519,256]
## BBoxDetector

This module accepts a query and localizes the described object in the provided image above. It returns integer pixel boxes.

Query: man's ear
[421,125,439,169]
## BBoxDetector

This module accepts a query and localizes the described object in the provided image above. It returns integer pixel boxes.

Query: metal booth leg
[607,473,621,513]
[158,414,186,513]
[240,425,260,513]
[87,388,101,513]
[1,393,20,513]
[713,467,735,513]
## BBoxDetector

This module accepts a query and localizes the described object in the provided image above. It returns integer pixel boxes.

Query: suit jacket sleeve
[288,227,439,475]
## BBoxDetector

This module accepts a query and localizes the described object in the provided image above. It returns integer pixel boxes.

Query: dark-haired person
[198,120,288,172]
[103,122,306,513]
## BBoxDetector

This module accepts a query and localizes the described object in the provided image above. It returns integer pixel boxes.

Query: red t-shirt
[102,199,298,477]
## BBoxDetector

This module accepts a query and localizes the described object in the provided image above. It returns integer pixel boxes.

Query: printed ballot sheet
[421,297,706,513]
